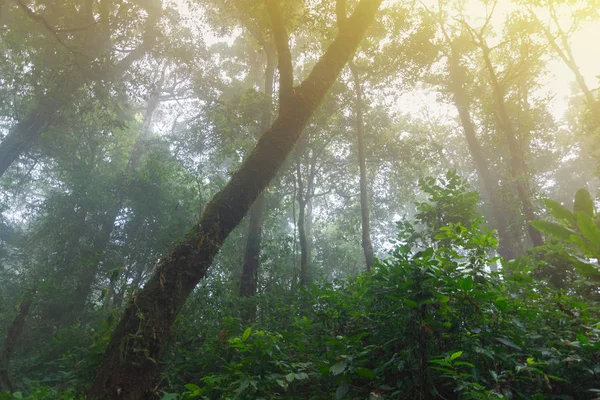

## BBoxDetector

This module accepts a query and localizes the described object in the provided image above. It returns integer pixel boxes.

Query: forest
[0,0,599,398]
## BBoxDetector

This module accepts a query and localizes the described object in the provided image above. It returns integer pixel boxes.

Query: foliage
[1,0,599,396]
[531,188,600,293]
[148,181,599,400]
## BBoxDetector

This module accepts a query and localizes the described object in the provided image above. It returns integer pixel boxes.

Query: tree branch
[15,0,88,58]
[336,0,348,27]
[265,0,293,105]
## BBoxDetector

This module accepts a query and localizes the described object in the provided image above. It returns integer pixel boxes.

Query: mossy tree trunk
[89,1,382,398]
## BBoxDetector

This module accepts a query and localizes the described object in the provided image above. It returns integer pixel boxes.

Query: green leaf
[404,299,418,308]
[494,297,508,311]
[234,379,249,398]
[436,294,450,303]
[335,381,349,399]
[573,260,600,278]
[285,373,295,382]
[576,212,600,247]
[294,372,309,380]
[574,189,594,217]
[160,394,179,400]
[184,384,200,392]
[356,367,376,380]
[459,276,473,291]
[330,361,347,376]
[529,220,575,242]
[241,327,252,342]
[450,351,463,361]
[276,379,288,388]
[544,199,576,226]
[576,333,590,344]
[430,359,452,367]
[494,337,522,350]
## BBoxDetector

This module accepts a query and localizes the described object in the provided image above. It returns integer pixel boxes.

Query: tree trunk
[0,293,34,392]
[239,192,267,298]
[447,49,518,261]
[89,2,382,397]
[349,62,374,270]
[239,47,275,299]
[296,160,309,287]
[480,45,544,248]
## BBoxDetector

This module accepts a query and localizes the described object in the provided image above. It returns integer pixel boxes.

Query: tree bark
[295,133,317,288]
[349,62,374,270]
[446,49,518,260]
[0,293,34,393]
[239,47,275,299]
[296,160,309,287]
[89,1,382,397]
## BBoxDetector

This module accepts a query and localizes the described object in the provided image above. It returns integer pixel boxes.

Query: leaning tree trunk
[349,62,374,270]
[0,292,34,393]
[447,49,519,261]
[239,48,275,299]
[480,45,544,248]
[89,1,382,398]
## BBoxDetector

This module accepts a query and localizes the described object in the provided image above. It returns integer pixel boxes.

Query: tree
[350,63,375,270]
[458,2,544,248]
[421,2,520,260]
[89,1,383,398]
[526,0,599,108]
[0,0,161,178]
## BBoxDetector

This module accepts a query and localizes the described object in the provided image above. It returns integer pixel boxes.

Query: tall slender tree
[350,63,375,269]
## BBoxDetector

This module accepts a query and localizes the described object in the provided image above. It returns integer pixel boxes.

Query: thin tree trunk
[349,62,374,270]
[447,49,518,261]
[239,192,267,298]
[305,150,316,273]
[239,48,275,299]
[296,160,309,287]
[480,44,544,248]
[89,2,381,397]
[0,292,34,392]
